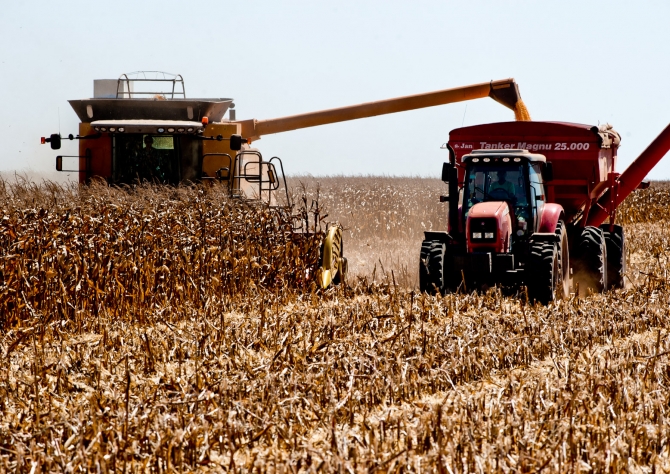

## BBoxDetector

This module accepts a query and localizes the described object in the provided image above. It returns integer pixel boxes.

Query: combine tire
[574,226,607,294]
[600,224,626,289]
[555,220,570,299]
[419,240,445,294]
[528,241,559,304]
[320,225,346,288]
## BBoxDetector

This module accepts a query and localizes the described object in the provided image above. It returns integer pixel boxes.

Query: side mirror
[50,134,61,150]
[230,134,248,151]
[441,162,456,183]
[543,162,554,182]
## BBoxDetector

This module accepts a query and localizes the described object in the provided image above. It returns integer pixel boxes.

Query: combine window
[112,134,201,184]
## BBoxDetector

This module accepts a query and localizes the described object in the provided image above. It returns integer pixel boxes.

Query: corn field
[1,177,670,472]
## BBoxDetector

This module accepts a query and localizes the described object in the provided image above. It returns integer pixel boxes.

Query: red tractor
[420,121,670,303]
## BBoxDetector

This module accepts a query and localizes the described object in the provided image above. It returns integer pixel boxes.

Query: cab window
[113,134,180,184]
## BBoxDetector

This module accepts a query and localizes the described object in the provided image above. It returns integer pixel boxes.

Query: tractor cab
[461,149,549,245]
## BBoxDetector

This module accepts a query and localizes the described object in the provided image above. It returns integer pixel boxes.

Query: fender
[537,203,564,233]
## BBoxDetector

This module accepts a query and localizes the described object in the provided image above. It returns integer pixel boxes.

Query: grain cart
[42,72,530,288]
[421,121,670,303]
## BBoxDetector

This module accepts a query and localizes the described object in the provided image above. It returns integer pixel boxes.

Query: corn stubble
[1,178,669,472]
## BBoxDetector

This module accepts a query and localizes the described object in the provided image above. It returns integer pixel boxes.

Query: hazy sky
[1,1,668,179]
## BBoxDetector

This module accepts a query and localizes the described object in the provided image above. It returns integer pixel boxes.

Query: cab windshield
[113,134,179,183]
[463,164,529,219]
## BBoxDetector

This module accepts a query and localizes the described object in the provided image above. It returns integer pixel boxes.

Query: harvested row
[0,179,669,471]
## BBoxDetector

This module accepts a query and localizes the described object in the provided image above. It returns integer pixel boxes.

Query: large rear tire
[574,226,607,294]
[555,220,570,299]
[419,240,445,294]
[528,241,559,304]
[600,224,626,289]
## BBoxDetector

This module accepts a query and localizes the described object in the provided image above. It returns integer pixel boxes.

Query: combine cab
[421,121,670,302]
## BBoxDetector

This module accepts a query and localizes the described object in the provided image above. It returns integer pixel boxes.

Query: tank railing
[116,72,186,99]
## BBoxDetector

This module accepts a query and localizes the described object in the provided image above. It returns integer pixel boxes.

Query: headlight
[485,232,494,239]
[472,232,482,239]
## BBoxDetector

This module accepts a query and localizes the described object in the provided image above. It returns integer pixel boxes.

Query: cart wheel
[574,226,607,294]
[600,224,626,289]
[528,241,558,304]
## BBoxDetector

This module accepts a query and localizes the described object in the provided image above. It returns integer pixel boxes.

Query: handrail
[116,72,186,99]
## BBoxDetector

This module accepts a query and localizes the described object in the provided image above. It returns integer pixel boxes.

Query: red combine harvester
[421,121,670,303]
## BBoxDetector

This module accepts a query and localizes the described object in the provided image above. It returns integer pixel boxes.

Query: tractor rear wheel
[600,224,626,289]
[574,226,607,294]
[555,220,570,299]
[528,241,558,304]
[419,240,445,294]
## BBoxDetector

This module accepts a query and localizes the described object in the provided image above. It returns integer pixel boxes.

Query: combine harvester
[422,121,670,302]
[42,72,530,288]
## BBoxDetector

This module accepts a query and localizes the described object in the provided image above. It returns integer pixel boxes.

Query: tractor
[420,121,670,303]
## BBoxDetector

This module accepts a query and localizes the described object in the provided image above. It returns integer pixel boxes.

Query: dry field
[1,177,670,472]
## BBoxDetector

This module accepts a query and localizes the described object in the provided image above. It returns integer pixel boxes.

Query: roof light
[472,157,479,163]
[167,127,175,133]
[503,157,510,162]
[514,157,521,162]
[109,127,116,132]
[187,127,194,132]
[157,128,165,133]
[483,157,490,162]
[94,127,100,131]
[177,128,185,132]
[118,127,125,132]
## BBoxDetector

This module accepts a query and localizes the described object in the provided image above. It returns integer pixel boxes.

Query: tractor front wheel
[528,241,559,304]
[419,240,445,294]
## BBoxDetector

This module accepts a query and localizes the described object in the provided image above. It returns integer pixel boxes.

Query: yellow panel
[202,123,240,178]
[202,123,240,155]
